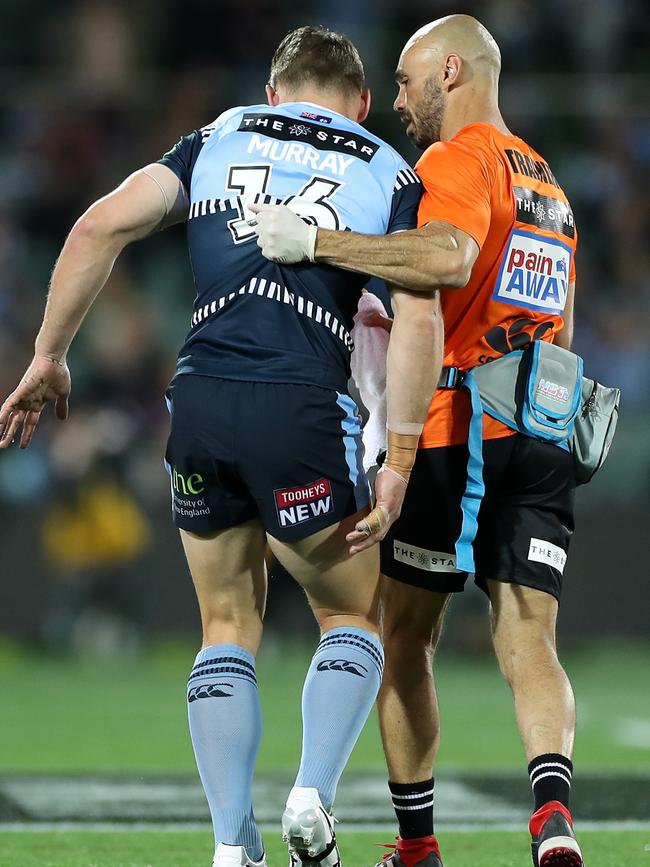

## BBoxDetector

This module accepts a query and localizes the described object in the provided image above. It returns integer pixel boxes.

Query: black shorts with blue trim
[164,375,370,541]
[380,434,575,601]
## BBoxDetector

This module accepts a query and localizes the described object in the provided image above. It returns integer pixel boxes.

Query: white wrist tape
[387,421,424,436]
[378,464,408,485]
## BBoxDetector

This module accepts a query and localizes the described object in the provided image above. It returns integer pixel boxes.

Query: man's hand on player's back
[0,356,71,449]
[249,203,316,264]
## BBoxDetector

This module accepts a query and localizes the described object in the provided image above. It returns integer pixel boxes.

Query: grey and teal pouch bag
[472,340,620,482]
[449,340,620,573]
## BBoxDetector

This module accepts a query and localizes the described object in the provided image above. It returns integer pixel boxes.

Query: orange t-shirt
[415,123,578,448]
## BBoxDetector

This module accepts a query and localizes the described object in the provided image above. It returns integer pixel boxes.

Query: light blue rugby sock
[187,644,264,861]
[294,626,384,810]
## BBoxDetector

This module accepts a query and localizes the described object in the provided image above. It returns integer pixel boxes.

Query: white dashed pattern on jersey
[191,277,354,351]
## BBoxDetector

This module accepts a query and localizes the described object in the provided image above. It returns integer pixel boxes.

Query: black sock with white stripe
[388,778,435,839]
[528,753,573,810]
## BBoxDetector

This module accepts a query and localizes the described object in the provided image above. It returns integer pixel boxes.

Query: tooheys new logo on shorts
[274,479,334,527]
[494,229,571,313]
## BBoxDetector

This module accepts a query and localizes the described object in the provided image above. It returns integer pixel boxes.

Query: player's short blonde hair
[269,26,366,96]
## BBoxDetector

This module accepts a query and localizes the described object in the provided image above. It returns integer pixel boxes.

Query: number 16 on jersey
[227,164,343,243]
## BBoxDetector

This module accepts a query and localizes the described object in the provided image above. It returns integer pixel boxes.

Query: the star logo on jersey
[289,123,311,137]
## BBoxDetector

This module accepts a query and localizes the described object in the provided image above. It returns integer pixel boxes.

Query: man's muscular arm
[249,203,479,292]
[0,164,187,448]
[347,288,443,554]
[35,164,187,362]
[315,222,478,292]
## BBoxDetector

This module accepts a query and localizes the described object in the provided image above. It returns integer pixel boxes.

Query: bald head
[404,15,501,82]
[393,15,505,149]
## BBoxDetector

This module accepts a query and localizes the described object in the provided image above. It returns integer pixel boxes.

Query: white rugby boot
[212,842,268,867]
[282,786,341,867]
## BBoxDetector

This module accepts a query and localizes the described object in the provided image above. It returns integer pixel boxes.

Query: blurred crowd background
[0,0,648,653]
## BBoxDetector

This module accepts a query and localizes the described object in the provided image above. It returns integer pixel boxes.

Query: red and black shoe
[375,836,443,867]
[530,801,584,867]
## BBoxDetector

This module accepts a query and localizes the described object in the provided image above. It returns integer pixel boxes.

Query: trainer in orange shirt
[416,120,577,449]
[252,14,584,867]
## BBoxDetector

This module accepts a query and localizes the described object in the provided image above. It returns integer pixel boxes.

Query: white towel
[351,292,391,470]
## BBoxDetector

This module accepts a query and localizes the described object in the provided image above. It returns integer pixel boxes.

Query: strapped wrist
[384,427,421,484]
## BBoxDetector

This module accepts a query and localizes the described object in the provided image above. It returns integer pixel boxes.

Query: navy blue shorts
[164,375,370,541]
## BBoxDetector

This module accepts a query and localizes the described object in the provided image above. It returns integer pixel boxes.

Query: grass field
[2,830,650,867]
[0,639,648,867]
[0,639,648,773]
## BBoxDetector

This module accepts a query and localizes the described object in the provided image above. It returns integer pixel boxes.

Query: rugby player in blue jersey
[0,26,443,867]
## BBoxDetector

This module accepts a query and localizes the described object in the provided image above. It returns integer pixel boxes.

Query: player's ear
[443,54,461,89]
[356,88,371,124]
[266,84,280,107]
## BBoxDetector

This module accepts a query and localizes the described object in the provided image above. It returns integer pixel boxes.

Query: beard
[403,76,445,149]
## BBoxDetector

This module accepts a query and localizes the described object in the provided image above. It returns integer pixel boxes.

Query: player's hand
[248,203,317,264]
[0,356,71,449]
[346,466,407,555]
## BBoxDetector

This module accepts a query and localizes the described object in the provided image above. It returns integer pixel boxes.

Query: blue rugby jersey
[159,101,422,391]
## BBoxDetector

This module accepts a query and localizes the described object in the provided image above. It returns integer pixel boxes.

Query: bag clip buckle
[439,367,467,389]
